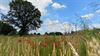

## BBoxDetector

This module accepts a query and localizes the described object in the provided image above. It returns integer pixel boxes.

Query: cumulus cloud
[0,0,53,15]
[0,0,66,15]
[27,0,53,15]
[0,5,8,11]
[81,8,100,20]
[81,13,94,19]
[27,0,66,15]
[92,23,100,28]
[0,4,9,14]
[96,9,100,14]
[32,19,74,34]
[52,2,66,9]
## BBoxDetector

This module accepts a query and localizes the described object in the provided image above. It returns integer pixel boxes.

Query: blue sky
[0,0,100,34]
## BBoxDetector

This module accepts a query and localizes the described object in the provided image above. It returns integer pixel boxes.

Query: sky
[0,0,100,34]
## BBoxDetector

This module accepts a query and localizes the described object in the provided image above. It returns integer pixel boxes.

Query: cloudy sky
[0,0,100,34]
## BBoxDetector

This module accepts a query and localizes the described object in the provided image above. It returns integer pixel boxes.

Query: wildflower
[40,42,48,47]
[60,39,65,42]
[54,42,60,47]
[46,39,52,44]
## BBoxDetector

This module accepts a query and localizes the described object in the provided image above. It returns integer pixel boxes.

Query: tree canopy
[2,0,42,35]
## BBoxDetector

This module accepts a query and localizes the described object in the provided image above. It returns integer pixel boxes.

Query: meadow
[0,0,100,56]
[0,32,100,56]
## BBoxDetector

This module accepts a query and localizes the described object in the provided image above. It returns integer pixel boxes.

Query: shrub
[0,21,16,35]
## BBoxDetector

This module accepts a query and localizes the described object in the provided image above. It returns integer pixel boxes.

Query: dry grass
[0,35,99,56]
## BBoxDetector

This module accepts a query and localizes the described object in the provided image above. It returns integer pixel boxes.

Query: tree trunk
[18,27,28,36]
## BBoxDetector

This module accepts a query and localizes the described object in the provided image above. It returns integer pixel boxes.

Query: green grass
[79,39,87,56]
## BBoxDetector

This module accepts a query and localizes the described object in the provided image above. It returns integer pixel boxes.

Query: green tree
[2,0,42,35]
[55,32,63,35]
[0,21,16,35]
[45,32,48,35]
[37,33,41,35]
[48,32,55,35]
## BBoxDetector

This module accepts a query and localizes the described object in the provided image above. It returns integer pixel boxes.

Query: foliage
[0,21,16,35]
[37,33,41,35]
[54,32,63,35]
[32,33,41,35]
[1,0,42,35]
[48,32,55,35]
[48,32,63,35]
[45,32,49,35]
[34,33,37,35]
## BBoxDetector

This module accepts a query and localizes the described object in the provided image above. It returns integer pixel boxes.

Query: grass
[79,39,87,56]
[0,33,99,56]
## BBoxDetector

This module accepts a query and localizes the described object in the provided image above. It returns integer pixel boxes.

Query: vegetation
[0,33,99,56]
[0,0,100,56]
[1,0,42,35]
[45,32,63,35]
[0,21,16,35]
[79,39,87,56]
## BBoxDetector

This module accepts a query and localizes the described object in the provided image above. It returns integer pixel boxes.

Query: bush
[37,33,41,35]
[55,32,63,35]
[0,21,16,35]
[48,32,63,35]
[45,32,48,35]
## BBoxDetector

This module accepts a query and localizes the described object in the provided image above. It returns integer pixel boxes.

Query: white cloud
[27,0,53,15]
[29,18,91,34]
[27,0,66,15]
[0,0,66,15]
[92,24,100,28]
[0,4,9,14]
[81,13,94,19]
[0,5,7,11]
[52,2,66,9]
[96,9,100,14]
[0,0,53,15]
[33,19,74,34]
[81,9,100,20]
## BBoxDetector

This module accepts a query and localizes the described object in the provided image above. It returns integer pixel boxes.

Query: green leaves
[0,21,16,35]
[6,0,42,35]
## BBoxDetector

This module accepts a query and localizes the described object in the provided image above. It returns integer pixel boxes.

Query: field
[0,33,100,56]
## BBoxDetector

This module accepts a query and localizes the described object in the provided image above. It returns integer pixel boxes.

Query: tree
[37,33,41,35]
[48,32,55,35]
[48,32,63,35]
[34,33,37,35]
[2,0,42,35]
[75,14,90,30]
[45,32,48,35]
[0,21,16,35]
[55,32,63,35]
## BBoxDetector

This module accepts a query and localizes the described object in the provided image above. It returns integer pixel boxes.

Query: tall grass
[0,35,99,56]
[79,39,87,56]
